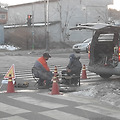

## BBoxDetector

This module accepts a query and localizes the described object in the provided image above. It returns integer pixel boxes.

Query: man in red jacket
[32,53,53,88]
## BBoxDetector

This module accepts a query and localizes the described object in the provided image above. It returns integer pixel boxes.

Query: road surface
[0,50,120,120]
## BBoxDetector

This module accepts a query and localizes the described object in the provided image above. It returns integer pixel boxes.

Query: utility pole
[44,0,47,50]
[32,3,35,50]
[44,0,49,51]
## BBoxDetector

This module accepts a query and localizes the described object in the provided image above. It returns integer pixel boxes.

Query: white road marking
[9,96,68,109]
[0,116,28,120]
[0,102,30,115]
[76,104,120,119]
[38,93,93,104]
[39,110,89,120]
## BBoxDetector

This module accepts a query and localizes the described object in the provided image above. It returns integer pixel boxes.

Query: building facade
[4,0,113,49]
[0,7,7,44]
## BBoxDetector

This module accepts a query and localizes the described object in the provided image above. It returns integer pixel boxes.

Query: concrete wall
[7,1,60,24]
[4,22,61,49]
[82,0,113,6]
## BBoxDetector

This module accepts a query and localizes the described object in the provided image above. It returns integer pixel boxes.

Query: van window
[98,34,114,42]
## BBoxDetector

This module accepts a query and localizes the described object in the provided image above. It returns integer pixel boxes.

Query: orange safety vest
[37,56,50,71]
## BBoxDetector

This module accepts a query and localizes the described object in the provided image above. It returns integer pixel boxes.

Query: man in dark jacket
[32,53,53,88]
[62,54,82,85]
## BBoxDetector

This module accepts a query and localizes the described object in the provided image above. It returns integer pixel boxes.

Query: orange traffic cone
[81,64,87,79]
[54,66,57,73]
[50,66,62,95]
[54,66,59,82]
[51,76,60,95]
[7,74,15,93]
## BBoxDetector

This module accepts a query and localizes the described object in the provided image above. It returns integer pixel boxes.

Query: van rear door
[70,23,120,78]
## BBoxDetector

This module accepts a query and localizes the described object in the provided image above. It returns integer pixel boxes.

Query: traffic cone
[50,66,62,95]
[7,74,15,93]
[51,76,60,95]
[54,66,58,74]
[54,66,59,82]
[81,64,87,79]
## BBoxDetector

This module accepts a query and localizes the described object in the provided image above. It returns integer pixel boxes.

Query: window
[0,13,6,20]
[98,34,114,42]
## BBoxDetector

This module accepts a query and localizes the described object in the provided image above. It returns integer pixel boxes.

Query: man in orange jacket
[32,53,53,88]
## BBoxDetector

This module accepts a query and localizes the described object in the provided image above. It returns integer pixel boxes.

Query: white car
[72,38,92,53]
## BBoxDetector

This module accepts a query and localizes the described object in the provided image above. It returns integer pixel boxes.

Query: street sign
[4,64,15,79]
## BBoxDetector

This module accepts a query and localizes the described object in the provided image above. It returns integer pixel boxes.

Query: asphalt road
[0,50,120,120]
[0,50,89,90]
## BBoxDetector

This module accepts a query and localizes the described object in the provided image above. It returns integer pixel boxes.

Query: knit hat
[43,53,51,58]
[69,54,76,59]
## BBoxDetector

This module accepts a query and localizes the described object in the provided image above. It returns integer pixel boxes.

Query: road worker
[61,54,82,85]
[32,53,53,88]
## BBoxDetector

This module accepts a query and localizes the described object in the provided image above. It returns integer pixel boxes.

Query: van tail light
[119,47,120,62]
[88,45,90,59]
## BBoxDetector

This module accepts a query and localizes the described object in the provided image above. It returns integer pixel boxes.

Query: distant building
[0,7,7,24]
[0,7,7,44]
[4,0,113,49]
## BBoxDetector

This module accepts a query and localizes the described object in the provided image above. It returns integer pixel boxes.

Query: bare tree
[57,0,76,42]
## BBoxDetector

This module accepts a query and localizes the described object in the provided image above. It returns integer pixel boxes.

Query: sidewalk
[0,48,73,56]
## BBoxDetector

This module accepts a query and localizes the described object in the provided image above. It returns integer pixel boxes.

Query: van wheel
[99,74,112,79]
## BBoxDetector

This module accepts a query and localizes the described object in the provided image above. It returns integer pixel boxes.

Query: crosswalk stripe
[8,96,68,109]
[38,93,120,119]
[76,104,120,119]
[38,93,93,104]
[86,76,99,78]
[39,110,89,120]
[3,65,119,84]
[0,65,100,82]
[0,102,30,115]
[0,116,28,120]
[81,78,102,82]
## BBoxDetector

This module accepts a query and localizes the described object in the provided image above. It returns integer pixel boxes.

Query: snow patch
[0,45,20,51]
[73,86,98,97]
[70,81,120,108]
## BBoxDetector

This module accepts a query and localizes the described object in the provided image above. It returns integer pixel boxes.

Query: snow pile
[73,86,98,97]
[0,45,20,51]
[70,80,120,108]
[96,81,120,106]
[100,92,120,106]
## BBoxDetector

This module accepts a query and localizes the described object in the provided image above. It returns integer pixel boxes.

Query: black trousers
[32,67,53,86]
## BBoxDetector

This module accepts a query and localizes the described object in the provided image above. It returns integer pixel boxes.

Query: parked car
[70,23,120,79]
[72,38,92,53]
[86,43,91,53]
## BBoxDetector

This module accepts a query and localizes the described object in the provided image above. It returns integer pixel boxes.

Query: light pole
[32,3,35,50]
[44,0,49,51]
